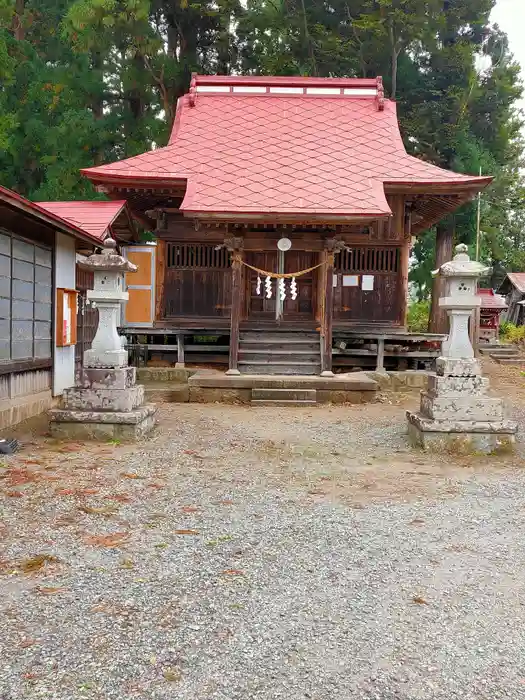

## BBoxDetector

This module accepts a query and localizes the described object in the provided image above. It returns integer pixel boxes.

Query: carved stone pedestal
[407,358,517,454]
[50,367,156,440]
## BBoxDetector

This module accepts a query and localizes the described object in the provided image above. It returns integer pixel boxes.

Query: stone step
[239,361,320,375]
[489,352,521,360]
[493,357,525,365]
[251,399,317,406]
[480,347,519,356]
[252,388,317,401]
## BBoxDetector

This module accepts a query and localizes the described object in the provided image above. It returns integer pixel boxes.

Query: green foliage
[0,0,523,281]
[500,321,525,345]
[407,300,430,333]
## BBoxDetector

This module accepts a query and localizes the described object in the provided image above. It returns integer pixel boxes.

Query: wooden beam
[227,247,244,375]
[429,219,454,333]
[321,249,335,375]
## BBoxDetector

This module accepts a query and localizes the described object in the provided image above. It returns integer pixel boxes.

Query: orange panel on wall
[125,289,153,324]
[126,250,152,286]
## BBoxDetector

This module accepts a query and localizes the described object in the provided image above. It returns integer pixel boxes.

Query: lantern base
[407,412,517,455]
[84,348,129,369]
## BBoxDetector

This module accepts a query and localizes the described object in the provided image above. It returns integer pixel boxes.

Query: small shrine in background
[407,244,517,454]
[477,289,507,343]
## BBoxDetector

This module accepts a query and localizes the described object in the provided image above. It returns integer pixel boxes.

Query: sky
[491,0,525,115]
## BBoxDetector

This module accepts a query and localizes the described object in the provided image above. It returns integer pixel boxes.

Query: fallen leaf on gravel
[148,483,165,489]
[22,673,40,680]
[36,586,68,595]
[410,519,425,526]
[221,569,244,575]
[219,499,234,505]
[174,529,200,535]
[307,489,326,495]
[121,472,144,479]
[105,494,132,503]
[163,668,182,682]
[20,554,60,573]
[120,558,134,569]
[56,488,76,496]
[84,532,129,547]
[183,450,197,455]
[8,469,39,486]
[79,505,118,516]
[154,543,169,549]
[19,639,37,648]
[6,490,24,497]
[412,596,429,605]
[182,506,200,513]
[77,488,99,495]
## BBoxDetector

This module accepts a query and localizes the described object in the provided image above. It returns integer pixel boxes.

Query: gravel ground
[1,362,525,699]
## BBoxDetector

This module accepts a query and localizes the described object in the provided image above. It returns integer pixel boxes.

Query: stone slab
[49,413,156,441]
[419,392,504,421]
[138,367,195,383]
[427,374,489,397]
[407,420,516,455]
[84,348,128,369]
[436,357,481,377]
[316,390,369,404]
[62,385,145,412]
[49,403,156,425]
[406,410,517,435]
[79,366,136,390]
[188,371,378,392]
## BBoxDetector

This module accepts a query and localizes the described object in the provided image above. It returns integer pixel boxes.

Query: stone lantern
[407,244,517,454]
[49,238,156,440]
[83,238,136,369]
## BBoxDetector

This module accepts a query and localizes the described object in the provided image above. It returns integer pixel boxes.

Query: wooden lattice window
[335,247,400,274]
[167,244,231,269]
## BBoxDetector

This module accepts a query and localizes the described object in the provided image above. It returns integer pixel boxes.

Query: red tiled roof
[505,273,525,294]
[477,289,507,309]
[82,75,491,219]
[0,185,102,245]
[38,201,127,240]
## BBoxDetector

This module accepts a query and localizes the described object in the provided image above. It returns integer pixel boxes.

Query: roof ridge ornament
[376,76,385,111]
[189,73,197,107]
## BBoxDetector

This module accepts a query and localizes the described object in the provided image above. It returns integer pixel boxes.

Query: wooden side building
[82,75,491,375]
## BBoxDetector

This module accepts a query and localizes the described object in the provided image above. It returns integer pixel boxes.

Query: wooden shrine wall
[161,242,232,319]
[333,246,402,323]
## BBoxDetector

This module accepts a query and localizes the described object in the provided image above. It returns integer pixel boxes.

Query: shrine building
[82,74,491,375]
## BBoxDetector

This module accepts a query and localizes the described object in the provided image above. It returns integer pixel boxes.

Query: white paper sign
[343,275,359,287]
[361,275,374,291]
[333,273,338,287]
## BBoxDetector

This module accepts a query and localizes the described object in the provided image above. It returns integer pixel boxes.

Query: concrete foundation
[49,404,156,440]
[50,367,156,441]
[407,414,517,455]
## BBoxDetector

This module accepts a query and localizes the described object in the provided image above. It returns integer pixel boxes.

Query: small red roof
[0,185,101,245]
[504,273,525,294]
[82,75,491,220]
[38,201,127,240]
[477,288,507,309]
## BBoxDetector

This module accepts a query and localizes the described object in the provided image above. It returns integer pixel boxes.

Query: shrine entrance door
[247,250,316,322]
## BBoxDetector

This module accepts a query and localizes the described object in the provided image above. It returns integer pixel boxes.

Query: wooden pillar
[226,243,244,375]
[429,219,454,333]
[176,333,185,368]
[321,249,335,376]
[399,240,411,327]
[376,337,385,371]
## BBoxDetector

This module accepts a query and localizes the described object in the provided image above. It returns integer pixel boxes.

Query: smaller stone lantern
[83,238,135,368]
[49,239,156,440]
[407,244,517,453]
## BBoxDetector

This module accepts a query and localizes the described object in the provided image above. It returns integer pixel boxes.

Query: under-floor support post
[227,243,244,376]
[320,249,334,376]
[175,333,185,368]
